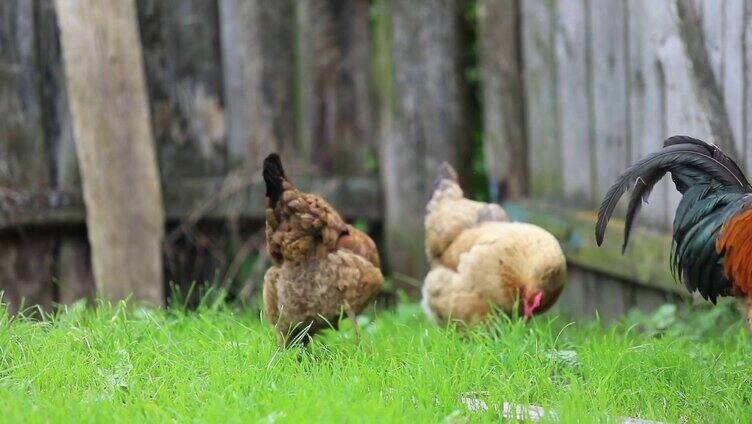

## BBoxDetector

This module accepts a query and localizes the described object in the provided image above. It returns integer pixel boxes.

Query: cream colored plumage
[421,163,566,326]
[424,164,508,264]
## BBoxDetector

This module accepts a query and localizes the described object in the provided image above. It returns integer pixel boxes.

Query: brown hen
[262,154,383,346]
[421,163,566,326]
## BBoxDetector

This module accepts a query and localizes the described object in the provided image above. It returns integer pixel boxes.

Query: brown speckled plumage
[421,163,565,326]
[262,154,383,346]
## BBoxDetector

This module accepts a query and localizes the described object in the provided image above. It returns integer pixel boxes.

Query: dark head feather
[263,153,286,208]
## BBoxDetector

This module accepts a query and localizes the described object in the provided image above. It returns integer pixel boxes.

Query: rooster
[421,163,566,326]
[596,136,752,328]
[262,154,383,346]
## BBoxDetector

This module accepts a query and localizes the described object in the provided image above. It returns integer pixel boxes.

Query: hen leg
[263,266,286,346]
[746,297,752,331]
[345,302,361,345]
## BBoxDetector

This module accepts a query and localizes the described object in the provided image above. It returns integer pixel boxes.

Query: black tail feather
[263,153,286,208]
[621,165,664,252]
[595,136,750,250]
[663,136,749,187]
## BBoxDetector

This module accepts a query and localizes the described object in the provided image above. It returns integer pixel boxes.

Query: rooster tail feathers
[663,136,750,188]
[621,171,661,252]
[263,153,286,208]
[596,136,750,249]
[595,160,666,248]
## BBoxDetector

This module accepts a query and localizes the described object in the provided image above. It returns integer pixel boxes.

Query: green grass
[0,301,750,423]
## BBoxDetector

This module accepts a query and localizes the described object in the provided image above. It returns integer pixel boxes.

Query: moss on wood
[505,200,685,296]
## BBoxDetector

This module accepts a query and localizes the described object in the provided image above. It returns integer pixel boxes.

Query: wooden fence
[0,0,745,319]
[516,0,752,319]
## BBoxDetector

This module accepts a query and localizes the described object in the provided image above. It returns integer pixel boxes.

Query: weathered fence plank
[377,0,466,283]
[6,0,750,317]
[138,0,226,179]
[0,1,56,312]
[626,0,670,228]
[553,268,653,324]
[675,0,739,159]
[37,0,94,303]
[297,0,373,176]
[0,177,380,230]
[589,0,628,201]
[660,1,711,215]
[56,0,165,305]
[219,0,295,169]
[521,0,561,199]
[721,0,745,157]
[700,0,724,85]
[138,0,229,295]
[697,0,746,161]
[0,232,55,313]
[554,0,592,207]
[478,0,527,201]
[746,0,752,164]
[56,233,93,304]
[509,200,682,295]
[0,2,50,189]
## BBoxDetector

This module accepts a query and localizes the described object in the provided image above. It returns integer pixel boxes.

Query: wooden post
[55,0,165,305]
[478,0,527,202]
[297,0,373,176]
[0,1,56,313]
[375,0,466,289]
[219,0,295,169]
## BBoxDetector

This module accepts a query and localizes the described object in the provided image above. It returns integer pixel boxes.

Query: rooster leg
[344,302,361,345]
[746,298,752,332]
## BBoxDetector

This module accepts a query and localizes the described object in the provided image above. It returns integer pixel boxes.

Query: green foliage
[363,152,379,174]
[1,301,751,422]
[623,300,744,339]
[463,0,489,202]
[351,218,369,233]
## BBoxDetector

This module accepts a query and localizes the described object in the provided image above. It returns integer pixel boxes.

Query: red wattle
[524,291,543,319]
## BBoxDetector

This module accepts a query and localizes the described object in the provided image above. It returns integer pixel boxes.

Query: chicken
[421,163,566,326]
[261,154,383,346]
[596,136,752,329]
